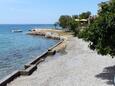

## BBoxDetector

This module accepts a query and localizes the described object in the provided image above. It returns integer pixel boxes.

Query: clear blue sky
[0,0,108,24]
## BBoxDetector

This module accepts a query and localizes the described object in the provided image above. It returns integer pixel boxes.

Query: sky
[0,0,108,24]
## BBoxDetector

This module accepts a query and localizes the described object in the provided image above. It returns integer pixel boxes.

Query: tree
[54,22,59,29]
[79,11,91,19]
[59,15,72,30]
[79,0,115,57]
[70,19,79,36]
[72,15,79,19]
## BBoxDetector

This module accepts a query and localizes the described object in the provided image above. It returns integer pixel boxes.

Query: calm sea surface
[0,24,59,80]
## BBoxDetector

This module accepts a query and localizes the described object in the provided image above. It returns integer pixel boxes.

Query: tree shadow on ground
[95,65,115,85]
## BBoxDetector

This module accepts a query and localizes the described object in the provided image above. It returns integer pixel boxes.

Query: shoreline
[0,29,69,86]
[7,33,115,86]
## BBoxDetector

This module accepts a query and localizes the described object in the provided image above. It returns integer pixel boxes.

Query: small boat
[12,30,23,33]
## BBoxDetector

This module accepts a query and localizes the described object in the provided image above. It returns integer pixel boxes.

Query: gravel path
[8,37,115,86]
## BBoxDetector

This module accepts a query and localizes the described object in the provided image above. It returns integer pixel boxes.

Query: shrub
[79,0,115,57]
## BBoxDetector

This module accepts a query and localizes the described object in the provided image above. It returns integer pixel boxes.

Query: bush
[79,0,115,57]
[59,15,72,29]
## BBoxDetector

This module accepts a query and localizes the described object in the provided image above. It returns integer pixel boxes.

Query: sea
[0,24,59,80]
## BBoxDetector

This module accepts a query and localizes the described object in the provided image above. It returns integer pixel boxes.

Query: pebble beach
[8,36,115,86]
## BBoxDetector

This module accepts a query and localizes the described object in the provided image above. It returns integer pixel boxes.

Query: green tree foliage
[79,0,115,57]
[70,19,79,36]
[79,11,91,19]
[54,22,59,29]
[72,15,79,19]
[59,15,72,29]
[58,15,79,35]
[58,12,91,36]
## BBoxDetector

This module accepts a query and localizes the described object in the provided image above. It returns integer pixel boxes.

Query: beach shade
[75,19,80,21]
[75,19,88,22]
[80,19,88,22]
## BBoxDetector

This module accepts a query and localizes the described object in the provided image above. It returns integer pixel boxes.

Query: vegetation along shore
[2,0,115,86]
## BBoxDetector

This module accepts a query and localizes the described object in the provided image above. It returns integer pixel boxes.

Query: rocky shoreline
[27,29,70,52]
[27,29,63,40]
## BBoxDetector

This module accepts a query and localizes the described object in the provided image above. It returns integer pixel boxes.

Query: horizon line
[0,23,55,25]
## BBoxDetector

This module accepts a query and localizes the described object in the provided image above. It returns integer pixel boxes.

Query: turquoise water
[0,24,59,80]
